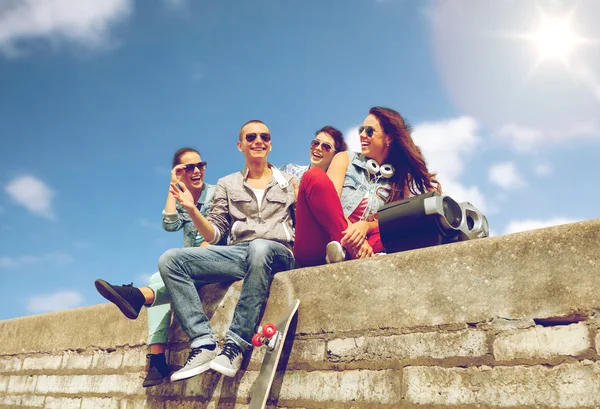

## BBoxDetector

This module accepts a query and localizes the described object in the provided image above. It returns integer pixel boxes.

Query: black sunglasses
[358,126,376,138]
[245,133,271,143]
[183,162,207,172]
[310,139,335,153]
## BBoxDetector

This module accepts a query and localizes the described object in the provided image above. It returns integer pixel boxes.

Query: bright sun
[528,16,582,62]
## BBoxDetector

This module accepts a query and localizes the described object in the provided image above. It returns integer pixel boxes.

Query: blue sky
[1,0,599,320]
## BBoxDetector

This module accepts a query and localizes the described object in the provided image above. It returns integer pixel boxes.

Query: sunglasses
[183,162,207,172]
[358,126,376,138]
[310,139,335,153]
[245,133,271,143]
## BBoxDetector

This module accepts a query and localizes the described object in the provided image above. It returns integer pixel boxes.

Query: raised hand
[170,164,186,185]
[169,182,195,210]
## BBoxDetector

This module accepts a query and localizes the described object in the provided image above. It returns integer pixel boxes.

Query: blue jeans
[158,239,295,350]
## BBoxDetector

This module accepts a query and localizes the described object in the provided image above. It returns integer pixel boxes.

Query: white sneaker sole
[210,360,238,377]
[170,361,211,382]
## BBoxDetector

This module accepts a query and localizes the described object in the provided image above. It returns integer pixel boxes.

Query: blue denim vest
[340,151,392,220]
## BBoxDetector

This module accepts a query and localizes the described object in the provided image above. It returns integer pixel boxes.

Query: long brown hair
[369,106,441,202]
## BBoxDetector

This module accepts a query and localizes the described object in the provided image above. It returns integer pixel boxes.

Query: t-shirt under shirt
[251,188,265,207]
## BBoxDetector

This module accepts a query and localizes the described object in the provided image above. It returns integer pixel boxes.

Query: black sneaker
[94,279,145,319]
[143,353,170,387]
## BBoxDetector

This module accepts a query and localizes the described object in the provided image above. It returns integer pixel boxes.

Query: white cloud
[345,116,488,211]
[488,162,526,190]
[504,218,579,235]
[533,163,552,176]
[0,0,132,57]
[344,126,361,153]
[4,175,56,220]
[496,122,600,153]
[0,251,73,269]
[27,290,83,313]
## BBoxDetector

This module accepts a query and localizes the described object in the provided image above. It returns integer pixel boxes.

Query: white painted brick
[122,349,147,369]
[7,375,38,393]
[404,363,600,407]
[19,395,45,407]
[92,351,124,370]
[493,322,590,360]
[0,375,8,392]
[0,357,22,372]
[61,352,93,370]
[35,374,144,396]
[23,355,62,371]
[81,397,119,409]
[44,396,81,409]
[328,330,487,361]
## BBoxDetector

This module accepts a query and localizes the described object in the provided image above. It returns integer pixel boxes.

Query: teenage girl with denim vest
[293,107,441,267]
[95,147,221,387]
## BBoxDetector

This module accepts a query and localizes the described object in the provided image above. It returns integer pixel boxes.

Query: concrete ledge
[1,219,599,356]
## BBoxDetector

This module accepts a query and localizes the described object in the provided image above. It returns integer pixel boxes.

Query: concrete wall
[1,219,599,409]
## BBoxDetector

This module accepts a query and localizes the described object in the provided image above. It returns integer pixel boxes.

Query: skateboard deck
[249,299,300,409]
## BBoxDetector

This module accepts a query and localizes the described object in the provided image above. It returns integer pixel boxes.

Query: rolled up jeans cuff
[227,330,251,352]
[190,333,219,349]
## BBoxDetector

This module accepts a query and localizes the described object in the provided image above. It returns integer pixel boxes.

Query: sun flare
[528,16,581,62]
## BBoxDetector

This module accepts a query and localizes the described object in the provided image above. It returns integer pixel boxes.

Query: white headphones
[366,159,395,179]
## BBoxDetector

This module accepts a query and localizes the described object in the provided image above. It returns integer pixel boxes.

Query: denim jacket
[340,151,392,220]
[207,165,297,246]
[162,184,220,247]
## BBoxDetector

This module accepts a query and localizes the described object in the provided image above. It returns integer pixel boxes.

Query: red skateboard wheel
[263,323,276,338]
[252,333,263,347]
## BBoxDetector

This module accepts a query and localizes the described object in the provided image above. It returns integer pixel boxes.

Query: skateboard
[249,299,300,409]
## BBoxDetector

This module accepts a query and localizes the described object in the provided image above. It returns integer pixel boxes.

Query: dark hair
[316,126,347,152]
[239,119,266,141]
[172,147,200,169]
[369,106,441,202]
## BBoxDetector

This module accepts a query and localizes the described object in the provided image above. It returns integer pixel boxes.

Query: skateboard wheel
[252,333,263,347]
[263,323,276,338]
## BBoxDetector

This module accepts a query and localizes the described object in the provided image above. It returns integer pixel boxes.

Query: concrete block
[0,357,22,372]
[81,397,119,409]
[404,362,600,406]
[35,374,144,396]
[23,355,62,371]
[277,370,403,404]
[92,350,124,370]
[328,330,487,361]
[44,397,81,409]
[19,395,45,407]
[0,395,21,407]
[61,352,93,370]
[477,317,536,331]
[493,322,590,360]
[0,375,8,392]
[120,400,160,409]
[249,339,326,368]
[7,375,37,393]
[122,348,147,369]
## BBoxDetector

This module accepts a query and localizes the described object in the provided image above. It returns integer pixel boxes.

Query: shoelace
[220,342,240,363]
[184,347,203,366]
[120,282,136,295]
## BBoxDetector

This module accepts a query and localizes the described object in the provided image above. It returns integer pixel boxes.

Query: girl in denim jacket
[294,107,441,267]
[95,147,223,387]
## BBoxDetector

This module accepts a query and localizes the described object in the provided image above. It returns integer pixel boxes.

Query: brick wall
[1,219,599,408]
